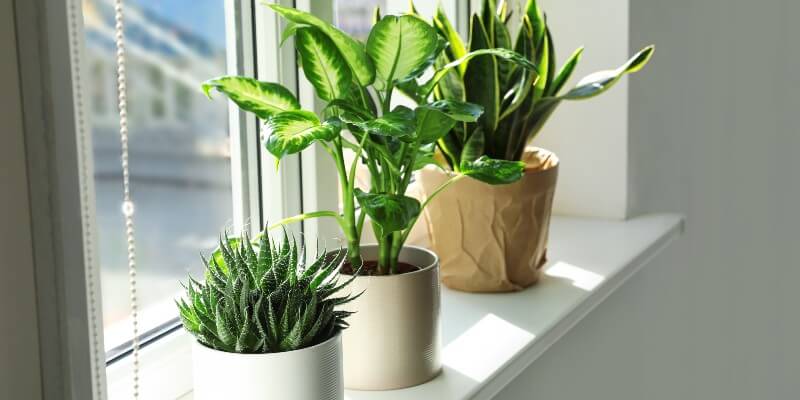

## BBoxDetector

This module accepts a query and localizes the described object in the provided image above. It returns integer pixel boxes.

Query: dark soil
[340,260,420,276]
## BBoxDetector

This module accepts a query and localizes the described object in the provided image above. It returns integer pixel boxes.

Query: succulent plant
[417,0,655,167]
[177,228,357,353]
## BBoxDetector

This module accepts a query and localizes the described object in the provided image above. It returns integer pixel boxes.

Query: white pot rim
[340,244,439,279]
[192,331,342,359]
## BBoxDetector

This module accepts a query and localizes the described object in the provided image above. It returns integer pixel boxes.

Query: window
[82,0,233,357]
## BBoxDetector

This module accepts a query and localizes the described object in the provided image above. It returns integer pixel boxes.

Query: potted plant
[177,228,357,400]
[201,2,535,389]
[402,0,654,292]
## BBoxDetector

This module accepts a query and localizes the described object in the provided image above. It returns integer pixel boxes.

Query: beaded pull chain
[113,0,142,398]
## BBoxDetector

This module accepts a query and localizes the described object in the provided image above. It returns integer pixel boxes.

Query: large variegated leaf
[415,106,457,144]
[465,15,500,134]
[563,45,655,100]
[295,28,352,101]
[264,111,339,159]
[202,76,300,120]
[420,48,537,97]
[425,100,483,122]
[460,155,525,185]
[354,189,421,234]
[366,15,440,89]
[267,3,375,86]
[356,106,416,140]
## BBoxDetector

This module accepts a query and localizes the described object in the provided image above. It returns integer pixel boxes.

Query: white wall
[535,0,631,219]
[0,0,43,398]
[496,0,800,399]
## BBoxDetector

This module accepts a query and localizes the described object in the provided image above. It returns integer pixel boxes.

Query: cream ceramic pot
[192,333,343,400]
[338,245,442,390]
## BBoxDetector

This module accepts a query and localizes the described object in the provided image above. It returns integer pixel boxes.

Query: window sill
[108,214,683,399]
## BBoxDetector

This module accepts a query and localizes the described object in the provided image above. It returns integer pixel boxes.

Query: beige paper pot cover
[414,148,559,292]
[337,245,441,390]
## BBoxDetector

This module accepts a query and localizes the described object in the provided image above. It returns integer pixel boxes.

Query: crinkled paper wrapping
[410,148,559,292]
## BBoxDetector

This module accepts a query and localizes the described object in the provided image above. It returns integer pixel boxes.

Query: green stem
[267,211,342,230]
[400,174,466,245]
[332,138,361,266]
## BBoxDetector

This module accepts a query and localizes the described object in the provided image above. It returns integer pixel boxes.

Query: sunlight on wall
[545,261,606,291]
[442,314,536,382]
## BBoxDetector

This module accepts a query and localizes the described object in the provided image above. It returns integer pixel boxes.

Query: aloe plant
[203,2,538,274]
[177,228,357,353]
[405,0,655,168]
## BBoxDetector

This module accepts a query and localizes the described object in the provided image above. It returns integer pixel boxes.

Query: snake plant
[407,0,655,167]
[203,2,538,274]
[177,228,357,353]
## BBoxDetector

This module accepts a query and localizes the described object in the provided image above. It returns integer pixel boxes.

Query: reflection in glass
[82,0,232,352]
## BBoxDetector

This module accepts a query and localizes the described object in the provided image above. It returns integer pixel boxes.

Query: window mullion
[254,0,303,236]
[226,0,261,235]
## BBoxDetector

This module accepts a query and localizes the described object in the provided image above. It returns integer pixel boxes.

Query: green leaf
[413,143,443,171]
[366,14,440,89]
[548,47,583,96]
[295,27,352,101]
[461,127,485,164]
[433,5,467,73]
[461,155,525,185]
[264,111,339,159]
[267,3,375,86]
[354,189,421,234]
[421,48,537,97]
[563,45,655,100]
[415,105,457,144]
[523,0,546,48]
[202,76,300,120]
[465,15,500,134]
[356,106,416,140]
[426,99,484,122]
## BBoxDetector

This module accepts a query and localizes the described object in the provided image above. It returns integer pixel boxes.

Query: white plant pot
[192,333,343,400]
[339,245,442,390]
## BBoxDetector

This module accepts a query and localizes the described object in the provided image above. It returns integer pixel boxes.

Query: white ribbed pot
[338,245,442,390]
[192,333,343,400]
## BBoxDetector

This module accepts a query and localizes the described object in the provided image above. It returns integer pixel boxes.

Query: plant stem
[400,174,466,245]
[331,138,361,266]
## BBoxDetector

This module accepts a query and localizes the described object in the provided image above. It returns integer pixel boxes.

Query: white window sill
[107,214,684,400]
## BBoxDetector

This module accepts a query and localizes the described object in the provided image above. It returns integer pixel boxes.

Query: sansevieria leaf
[354,189,421,234]
[366,14,440,89]
[460,155,525,185]
[563,45,655,100]
[548,46,584,96]
[465,15,500,134]
[295,27,352,101]
[267,3,375,86]
[202,76,300,120]
[433,5,467,73]
[461,127,485,164]
[264,111,339,160]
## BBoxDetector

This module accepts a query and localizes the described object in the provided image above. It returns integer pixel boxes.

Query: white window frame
[11,0,468,398]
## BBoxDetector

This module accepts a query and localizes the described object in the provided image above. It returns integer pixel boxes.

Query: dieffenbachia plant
[402,0,654,167]
[177,228,357,353]
[202,3,537,274]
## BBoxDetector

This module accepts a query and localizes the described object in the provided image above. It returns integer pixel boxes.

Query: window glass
[81,0,232,354]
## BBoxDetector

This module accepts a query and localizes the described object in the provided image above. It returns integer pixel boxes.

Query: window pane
[82,0,232,353]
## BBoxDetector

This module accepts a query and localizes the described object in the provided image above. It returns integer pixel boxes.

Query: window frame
[102,0,304,397]
[12,0,468,398]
